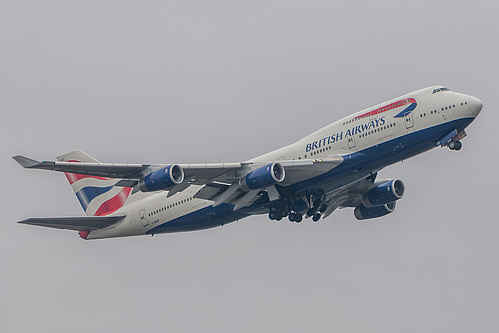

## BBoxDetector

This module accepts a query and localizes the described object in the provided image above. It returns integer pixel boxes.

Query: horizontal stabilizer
[12,155,41,168]
[18,215,125,231]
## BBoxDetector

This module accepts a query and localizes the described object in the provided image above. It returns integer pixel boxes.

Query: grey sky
[1,1,498,332]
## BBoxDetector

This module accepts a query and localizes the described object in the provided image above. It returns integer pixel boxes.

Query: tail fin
[57,150,132,216]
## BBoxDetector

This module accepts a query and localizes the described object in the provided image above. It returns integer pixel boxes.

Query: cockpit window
[433,87,452,94]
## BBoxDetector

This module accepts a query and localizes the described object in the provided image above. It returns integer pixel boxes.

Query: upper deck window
[433,87,452,94]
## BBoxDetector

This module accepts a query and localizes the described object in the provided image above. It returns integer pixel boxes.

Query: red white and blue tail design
[57,150,132,216]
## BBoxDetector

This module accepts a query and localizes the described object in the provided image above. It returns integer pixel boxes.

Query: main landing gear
[305,198,327,222]
[267,190,328,223]
[448,140,462,151]
[268,203,304,223]
[268,207,304,222]
[288,212,303,223]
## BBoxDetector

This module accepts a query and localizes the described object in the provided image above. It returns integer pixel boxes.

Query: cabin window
[433,87,452,94]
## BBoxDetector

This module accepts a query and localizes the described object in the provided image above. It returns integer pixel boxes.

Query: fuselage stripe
[355,98,417,119]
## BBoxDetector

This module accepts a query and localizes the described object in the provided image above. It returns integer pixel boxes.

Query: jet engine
[239,163,285,191]
[354,202,396,220]
[139,165,184,192]
[362,179,405,207]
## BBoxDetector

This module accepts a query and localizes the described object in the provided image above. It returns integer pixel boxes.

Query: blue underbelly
[148,117,474,234]
[146,203,248,234]
[289,117,474,193]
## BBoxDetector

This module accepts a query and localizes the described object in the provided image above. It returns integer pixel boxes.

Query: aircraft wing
[191,157,344,209]
[12,155,243,182]
[13,154,344,185]
[18,215,125,231]
[13,153,345,208]
[13,155,146,178]
[277,157,343,185]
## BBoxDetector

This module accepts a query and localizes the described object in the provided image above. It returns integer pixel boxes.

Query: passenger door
[139,209,149,227]
[404,111,414,129]
[347,134,356,150]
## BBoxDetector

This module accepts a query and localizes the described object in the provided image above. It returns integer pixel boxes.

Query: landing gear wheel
[269,210,277,220]
[319,204,327,213]
[448,141,462,151]
[307,208,316,217]
[288,213,296,222]
[295,213,303,223]
[312,213,321,222]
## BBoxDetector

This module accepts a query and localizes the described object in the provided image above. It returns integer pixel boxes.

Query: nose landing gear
[448,140,462,151]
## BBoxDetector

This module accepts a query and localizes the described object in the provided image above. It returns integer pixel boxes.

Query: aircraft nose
[468,96,483,117]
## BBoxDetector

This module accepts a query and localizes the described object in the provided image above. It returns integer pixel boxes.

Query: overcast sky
[1,1,498,332]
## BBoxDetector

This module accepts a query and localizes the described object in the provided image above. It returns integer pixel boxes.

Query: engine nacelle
[139,165,184,192]
[362,179,405,207]
[354,202,396,220]
[239,163,285,191]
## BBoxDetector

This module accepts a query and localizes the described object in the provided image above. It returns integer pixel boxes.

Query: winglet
[12,155,41,168]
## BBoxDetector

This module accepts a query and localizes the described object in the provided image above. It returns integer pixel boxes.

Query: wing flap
[280,156,344,185]
[194,182,230,200]
[181,163,242,183]
[18,215,125,231]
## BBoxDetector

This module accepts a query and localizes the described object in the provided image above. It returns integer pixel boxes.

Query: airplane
[13,85,483,240]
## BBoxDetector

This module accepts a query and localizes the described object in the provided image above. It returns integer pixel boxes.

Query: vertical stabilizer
[57,150,132,216]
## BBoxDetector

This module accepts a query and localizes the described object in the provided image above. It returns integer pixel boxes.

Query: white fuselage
[87,86,482,239]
